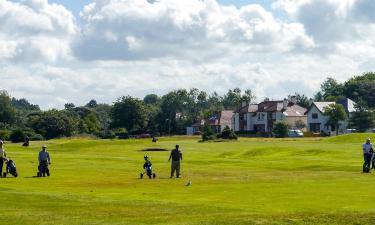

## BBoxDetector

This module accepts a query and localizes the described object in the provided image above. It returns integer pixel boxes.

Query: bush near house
[219,126,238,140]
[273,122,289,138]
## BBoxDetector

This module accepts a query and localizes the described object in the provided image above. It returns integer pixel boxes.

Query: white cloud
[0,0,77,62]
[1,0,375,109]
[74,0,314,61]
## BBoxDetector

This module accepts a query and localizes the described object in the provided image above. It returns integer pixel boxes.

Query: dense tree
[323,104,347,135]
[64,103,75,110]
[320,77,344,100]
[158,90,188,134]
[86,99,98,108]
[288,93,311,108]
[0,90,16,126]
[28,110,79,139]
[111,96,147,132]
[143,94,159,105]
[11,98,40,111]
[349,100,375,132]
[343,72,375,108]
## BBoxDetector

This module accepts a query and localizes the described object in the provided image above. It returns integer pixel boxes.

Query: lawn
[1,134,375,225]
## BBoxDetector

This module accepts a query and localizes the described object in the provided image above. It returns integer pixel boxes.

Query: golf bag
[2,159,18,177]
[140,162,156,179]
[37,160,50,177]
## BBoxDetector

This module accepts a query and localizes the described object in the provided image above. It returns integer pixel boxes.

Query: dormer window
[312,113,318,119]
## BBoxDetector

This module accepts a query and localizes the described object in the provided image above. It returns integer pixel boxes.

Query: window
[312,113,318,119]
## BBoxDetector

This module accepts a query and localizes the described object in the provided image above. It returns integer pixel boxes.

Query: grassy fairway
[1,134,375,225]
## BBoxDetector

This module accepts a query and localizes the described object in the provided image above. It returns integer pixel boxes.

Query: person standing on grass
[0,140,7,176]
[363,138,373,173]
[39,145,51,165]
[169,145,182,178]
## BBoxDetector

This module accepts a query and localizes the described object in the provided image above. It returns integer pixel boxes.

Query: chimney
[308,99,314,106]
[283,98,288,109]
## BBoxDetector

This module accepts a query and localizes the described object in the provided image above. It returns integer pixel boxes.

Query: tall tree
[241,89,256,104]
[143,94,159,105]
[288,93,310,108]
[323,104,347,135]
[86,99,98,108]
[0,90,16,126]
[111,96,147,132]
[320,77,344,100]
[349,100,375,132]
[343,72,375,108]
[28,110,79,139]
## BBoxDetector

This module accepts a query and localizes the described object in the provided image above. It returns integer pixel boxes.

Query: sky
[1,0,375,109]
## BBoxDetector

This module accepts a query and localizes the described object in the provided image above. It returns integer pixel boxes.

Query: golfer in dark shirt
[169,145,182,178]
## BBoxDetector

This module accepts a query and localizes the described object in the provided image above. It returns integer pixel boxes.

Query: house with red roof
[232,98,307,133]
[187,110,234,135]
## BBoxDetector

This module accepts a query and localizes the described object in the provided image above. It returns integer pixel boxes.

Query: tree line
[0,72,374,141]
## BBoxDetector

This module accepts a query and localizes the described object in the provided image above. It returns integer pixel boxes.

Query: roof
[337,98,356,113]
[257,101,284,112]
[192,110,234,127]
[306,99,357,115]
[219,110,234,126]
[235,104,258,113]
[311,102,335,113]
[283,104,307,117]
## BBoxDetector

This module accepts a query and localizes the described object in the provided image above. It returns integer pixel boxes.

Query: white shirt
[363,143,373,154]
[0,148,5,158]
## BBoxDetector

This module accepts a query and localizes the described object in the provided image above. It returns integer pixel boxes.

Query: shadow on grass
[139,148,168,152]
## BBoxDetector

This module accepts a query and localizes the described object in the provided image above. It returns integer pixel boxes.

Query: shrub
[201,125,215,141]
[10,129,25,143]
[273,122,289,138]
[0,130,10,141]
[98,130,116,139]
[30,134,44,141]
[220,126,238,140]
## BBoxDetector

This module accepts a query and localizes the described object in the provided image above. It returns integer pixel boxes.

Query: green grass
[1,134,375,224]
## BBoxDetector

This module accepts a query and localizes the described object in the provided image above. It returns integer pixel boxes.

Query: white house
[232,99,307,133]
[305,98,356,135]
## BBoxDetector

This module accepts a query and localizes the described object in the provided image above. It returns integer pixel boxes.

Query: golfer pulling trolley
[363,138,373,173]
[38,145,51,177]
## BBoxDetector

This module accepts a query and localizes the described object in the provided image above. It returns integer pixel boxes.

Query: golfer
[0,140,7,176]
[169,145,182,178]
[363,138,373,173]
[39,145,51,165]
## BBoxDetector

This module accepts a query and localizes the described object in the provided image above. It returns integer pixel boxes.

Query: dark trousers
[363,153,372,172]
[0,158,3,175]
[171,161,181,178]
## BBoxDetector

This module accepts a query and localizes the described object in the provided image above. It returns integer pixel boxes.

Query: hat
[0,140,3,144]
[367,138,371,141]
[42,144,47,148]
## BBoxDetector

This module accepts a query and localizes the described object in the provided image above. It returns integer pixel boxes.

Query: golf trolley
[37,161,50,177]
[140,156,156,179]
[2,158,18,178]
[140,165,156,179]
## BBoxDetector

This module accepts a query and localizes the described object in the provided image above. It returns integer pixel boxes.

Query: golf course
[1,134,375,225]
